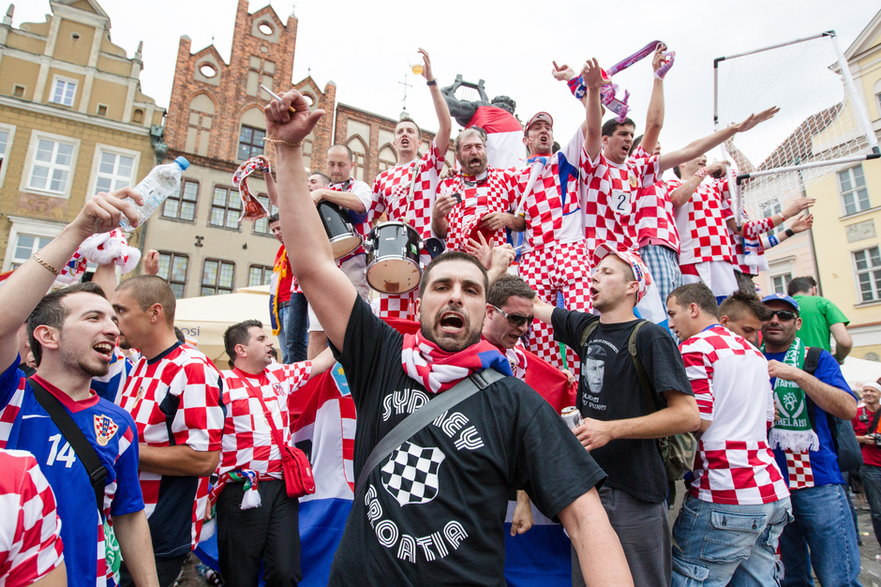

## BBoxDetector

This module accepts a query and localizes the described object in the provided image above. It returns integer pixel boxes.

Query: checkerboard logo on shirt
[93,414,119,447]
[381,442,445,507]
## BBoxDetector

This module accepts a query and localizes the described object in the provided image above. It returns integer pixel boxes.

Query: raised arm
[639,44,668,155]
[659,107,779,173]
[421,48,452,155]
[0,191,140,370]
[264,90,357,352]
[583,59,606,162]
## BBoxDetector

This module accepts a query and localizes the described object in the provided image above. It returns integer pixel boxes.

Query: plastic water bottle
[119,156,190,230]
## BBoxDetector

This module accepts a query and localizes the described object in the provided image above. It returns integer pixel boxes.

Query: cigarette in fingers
[260,85,297,114]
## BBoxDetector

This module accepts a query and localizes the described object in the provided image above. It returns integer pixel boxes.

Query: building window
[209,186,241,229]
[156,252,189,298]
[378,145,397,173]
[246,57,276,96]
[347,138,367,181]
[0,123,13,187]
[96,104,108,116]
[854,246,881,303]
[760,200,782,219]
[253,195,275,235]
[838,165,870,216]
[248,264,273,286]
[50,76,77,107]
[301,137,313,171]
[201,259,235,295]
[162,179,198,222]
[9,234,54,270]
[92,147,136,194]
[238,125,265,161]
[770,273,792,295]
[12,84,25,98]
[25,132,78,196]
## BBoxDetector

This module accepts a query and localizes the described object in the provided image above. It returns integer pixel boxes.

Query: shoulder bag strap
[239,375,290,458]
[29,377,107,514]
[354,368,506,498]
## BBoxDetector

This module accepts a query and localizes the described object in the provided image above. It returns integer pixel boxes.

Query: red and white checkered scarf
[401,330,511,394]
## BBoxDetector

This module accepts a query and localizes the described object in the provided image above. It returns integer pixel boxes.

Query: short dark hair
[397,117,422,139]
[328,144,354,160]
[267,212,280,224]
[224,319,263,363]
[719,291,770,322]
[116,275,176,325]
[28,282,106,366]
[787,276,817,296]
[308,172,331,187]
[601,117,636,137]
[630,134,644,156]
[669,282,719,319]
[487,275,535,307]
[174,326,186,343]
[418,252,488,298]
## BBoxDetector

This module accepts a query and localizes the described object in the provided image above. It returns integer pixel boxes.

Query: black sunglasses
[767,309,798,321]
[491,305,534,327]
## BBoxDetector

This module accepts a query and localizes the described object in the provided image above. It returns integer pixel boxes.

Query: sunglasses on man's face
[491,305,534,327]
[767,309,798,321]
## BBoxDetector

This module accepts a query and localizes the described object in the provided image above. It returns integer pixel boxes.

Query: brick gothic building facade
[147,0,450,299]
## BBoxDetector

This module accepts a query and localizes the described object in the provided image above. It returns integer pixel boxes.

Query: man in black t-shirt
[263,88,634,586]
[535,245,698,586]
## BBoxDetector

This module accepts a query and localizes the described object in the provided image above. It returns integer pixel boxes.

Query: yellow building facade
[0,0,163,271]
[760,11,881,361]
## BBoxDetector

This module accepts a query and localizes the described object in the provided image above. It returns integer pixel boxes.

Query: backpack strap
[627,321,656,410]
[578,320,600,349]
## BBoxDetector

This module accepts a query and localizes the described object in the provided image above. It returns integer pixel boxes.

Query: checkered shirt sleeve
[370,140,443,240]
[580,148,659,264]
[672,178,736,264]
[218,362,312,479]
[0,450,64,585]
[438,168,518,252]
[679,327,788,505]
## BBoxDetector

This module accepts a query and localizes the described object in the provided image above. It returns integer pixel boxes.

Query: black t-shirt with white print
[553,308,693,504]
[329,298,605,586]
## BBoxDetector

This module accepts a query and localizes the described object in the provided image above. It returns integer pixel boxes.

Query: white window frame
[21,130,80,198]
[837,165,871,217]
[0,122,16,188]
[2,216,66,271]
[853,246,881,304]
[770,272,792,295]
[88,144,140,196]
[49,75,78,107]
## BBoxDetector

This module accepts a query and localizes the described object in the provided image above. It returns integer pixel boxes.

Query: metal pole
[736,152,881,183]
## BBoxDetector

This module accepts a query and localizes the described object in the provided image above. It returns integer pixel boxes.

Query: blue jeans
[279,293,308,363]
[780,483,861,586]
[861,464,881,548]
[672,494,792,586]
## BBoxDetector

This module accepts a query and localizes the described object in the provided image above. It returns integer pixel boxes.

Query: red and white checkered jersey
[729,209,774,275]
[673,177,735,264]
[436,167,519,252]
[516,131,585,250]
[118,342,225,547]
[371,140,444,240]
[635,179,679,251]
[680,325,788,505]
[580,145,661,265]
[218,362,312,482]
[328,178,372,259]
[0,449,64,586]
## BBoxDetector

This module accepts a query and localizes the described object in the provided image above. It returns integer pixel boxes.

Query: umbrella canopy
[174,285,277,365]
[841,356,881,390]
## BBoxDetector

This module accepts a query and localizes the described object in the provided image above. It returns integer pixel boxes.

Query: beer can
[561,406,582,431]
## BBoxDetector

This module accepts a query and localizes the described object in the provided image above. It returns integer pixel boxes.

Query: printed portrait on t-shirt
[583,344,608,395]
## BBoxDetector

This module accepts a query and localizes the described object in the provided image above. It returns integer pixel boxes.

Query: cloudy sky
[15,1,880,160]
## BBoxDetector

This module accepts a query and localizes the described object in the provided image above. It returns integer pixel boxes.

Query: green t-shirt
[793,294,849,351]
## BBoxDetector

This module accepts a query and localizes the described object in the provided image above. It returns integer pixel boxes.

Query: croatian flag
[468,105,524,170]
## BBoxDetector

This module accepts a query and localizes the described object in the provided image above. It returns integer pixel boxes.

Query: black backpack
[579,320,696,482]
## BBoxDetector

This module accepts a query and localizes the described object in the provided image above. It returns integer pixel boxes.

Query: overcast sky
[15,1,880,160]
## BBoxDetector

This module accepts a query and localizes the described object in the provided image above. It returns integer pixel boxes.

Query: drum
[366,222,422,294]
[318,202,362,259]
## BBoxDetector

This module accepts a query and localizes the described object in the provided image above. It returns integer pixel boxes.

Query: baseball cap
[595,244,652,302]
[525,112,553,131]
[761,293,800,312]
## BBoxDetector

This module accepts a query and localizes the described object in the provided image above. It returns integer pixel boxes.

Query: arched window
[185,94,215,156]
[346,136,368,181]
[377,145,397,173]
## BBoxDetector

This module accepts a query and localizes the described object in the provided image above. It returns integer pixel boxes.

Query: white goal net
[714,31,879,219]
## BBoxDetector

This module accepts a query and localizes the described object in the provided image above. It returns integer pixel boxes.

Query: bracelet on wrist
[785,228,795,238]
[263,137,303,149]
[426,79,437,86]
[31,252,60,275]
